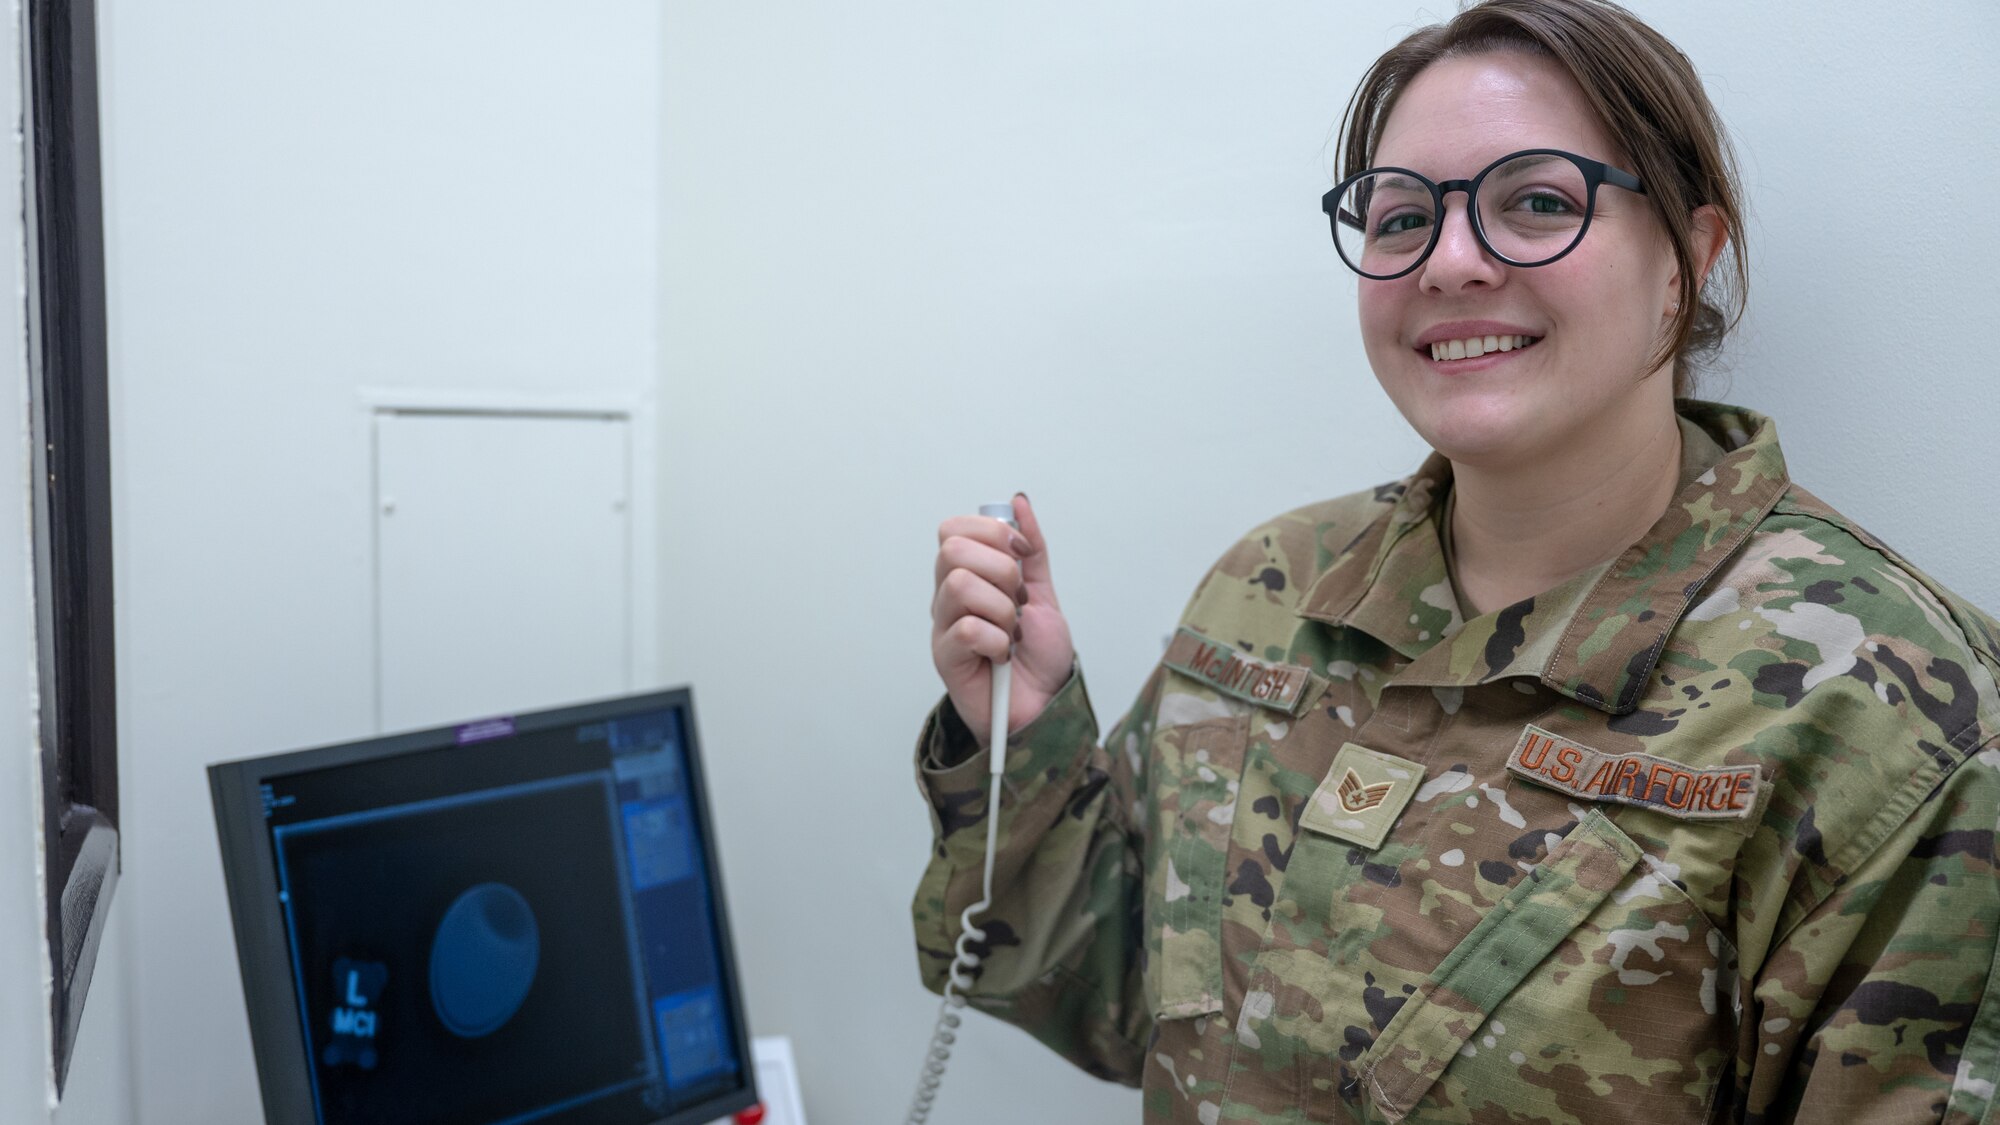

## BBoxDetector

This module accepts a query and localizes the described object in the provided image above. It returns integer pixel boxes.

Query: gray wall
[97,0,662,1120]
[657,3,2000,1123]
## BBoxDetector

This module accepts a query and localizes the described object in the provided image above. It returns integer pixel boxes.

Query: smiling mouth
[1423,334,1542,362]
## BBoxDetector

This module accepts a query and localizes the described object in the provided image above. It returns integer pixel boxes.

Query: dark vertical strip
[25,0,117,1093]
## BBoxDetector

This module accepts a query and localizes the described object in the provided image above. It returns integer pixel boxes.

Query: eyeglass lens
[1333,153,1593,277]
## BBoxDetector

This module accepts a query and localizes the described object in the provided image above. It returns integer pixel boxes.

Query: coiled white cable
[905,503,1017,1125]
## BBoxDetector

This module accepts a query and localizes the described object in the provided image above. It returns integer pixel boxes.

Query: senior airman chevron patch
[1506,724,1761,821]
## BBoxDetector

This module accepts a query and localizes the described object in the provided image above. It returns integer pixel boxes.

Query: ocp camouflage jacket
[912,401,2000,1124]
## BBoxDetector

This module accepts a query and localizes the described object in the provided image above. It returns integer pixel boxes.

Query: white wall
[657,3,2000,1124]
[98,1,661,1119]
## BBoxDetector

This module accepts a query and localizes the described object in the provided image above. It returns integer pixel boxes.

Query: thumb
[1012,492,1056,591]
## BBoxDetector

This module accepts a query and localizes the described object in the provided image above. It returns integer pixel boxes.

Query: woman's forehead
[1374,51,1620,174]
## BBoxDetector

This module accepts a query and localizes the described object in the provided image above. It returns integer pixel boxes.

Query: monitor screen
[209,688,756,1125]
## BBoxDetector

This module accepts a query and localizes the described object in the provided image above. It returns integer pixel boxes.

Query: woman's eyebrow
[1371,173,1428,192]
[1497,153,1563,171]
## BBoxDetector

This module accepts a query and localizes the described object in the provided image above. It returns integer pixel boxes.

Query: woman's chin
[1396,395,1553,470]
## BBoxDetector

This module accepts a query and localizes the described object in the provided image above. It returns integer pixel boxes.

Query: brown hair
[1339,0,1747,395]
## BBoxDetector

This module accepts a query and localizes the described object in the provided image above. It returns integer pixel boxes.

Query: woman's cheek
[1356,294,1411,384]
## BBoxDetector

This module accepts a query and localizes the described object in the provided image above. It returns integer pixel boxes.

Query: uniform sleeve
[909,663,1162,1085]
[1739,744,2000,1123]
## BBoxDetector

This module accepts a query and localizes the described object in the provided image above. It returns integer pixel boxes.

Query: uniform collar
[1297,401,1791,714]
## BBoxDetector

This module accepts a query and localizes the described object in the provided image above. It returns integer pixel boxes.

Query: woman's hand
[931,494,1075,746]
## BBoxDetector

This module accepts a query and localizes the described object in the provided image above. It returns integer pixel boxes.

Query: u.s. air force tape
[1505,724,1762,821]
[1163,627,1316,714]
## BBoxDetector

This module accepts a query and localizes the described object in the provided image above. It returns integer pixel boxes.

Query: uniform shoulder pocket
[1144,672,1250,1021]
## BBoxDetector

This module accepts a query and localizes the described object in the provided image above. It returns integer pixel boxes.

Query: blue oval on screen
[429,882,540,1038]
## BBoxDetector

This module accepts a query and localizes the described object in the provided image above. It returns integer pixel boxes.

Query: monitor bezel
[208,686,758,1125]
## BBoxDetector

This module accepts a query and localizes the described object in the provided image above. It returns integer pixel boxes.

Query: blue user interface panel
[251,701,744,1125]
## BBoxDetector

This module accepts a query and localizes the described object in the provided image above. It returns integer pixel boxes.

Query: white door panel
[374,411,631,733]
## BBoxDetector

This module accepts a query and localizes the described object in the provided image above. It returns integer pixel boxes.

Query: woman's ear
[1689,203,1728,295]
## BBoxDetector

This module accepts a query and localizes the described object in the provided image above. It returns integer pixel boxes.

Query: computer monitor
[209,687,757,1125]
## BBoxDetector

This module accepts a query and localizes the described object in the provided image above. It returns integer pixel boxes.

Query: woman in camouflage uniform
[918,1,2000,1121]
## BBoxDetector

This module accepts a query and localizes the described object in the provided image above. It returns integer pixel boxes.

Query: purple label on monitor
[455,717,516,744]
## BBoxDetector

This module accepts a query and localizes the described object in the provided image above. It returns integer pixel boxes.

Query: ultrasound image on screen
[274,775,658,1125]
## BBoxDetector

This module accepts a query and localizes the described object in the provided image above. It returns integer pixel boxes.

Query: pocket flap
[1359,808,1643,1122]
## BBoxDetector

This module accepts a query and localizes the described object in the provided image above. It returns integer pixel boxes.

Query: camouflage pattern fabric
[911,400,2000,1123]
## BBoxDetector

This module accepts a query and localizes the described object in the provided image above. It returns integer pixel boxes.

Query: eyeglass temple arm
[1321,189,1369,233]
[1597,163,1645,195]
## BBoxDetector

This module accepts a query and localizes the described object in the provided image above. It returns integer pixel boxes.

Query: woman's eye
[1514,191,1575,215]
[1374,212,1430,236]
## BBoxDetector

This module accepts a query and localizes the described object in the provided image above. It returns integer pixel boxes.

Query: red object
[733,1105,767,1125]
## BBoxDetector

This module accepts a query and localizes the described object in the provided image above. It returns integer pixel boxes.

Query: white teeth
[1428,334,1537,362]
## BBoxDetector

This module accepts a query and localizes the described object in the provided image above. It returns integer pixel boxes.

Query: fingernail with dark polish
[1009,534,1032,558]
[1015,584,1029,605]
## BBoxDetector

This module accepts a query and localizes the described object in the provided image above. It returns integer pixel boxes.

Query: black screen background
[278,778,653,1125]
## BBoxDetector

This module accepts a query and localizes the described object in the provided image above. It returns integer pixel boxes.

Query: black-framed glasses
[1321,148,1645,280]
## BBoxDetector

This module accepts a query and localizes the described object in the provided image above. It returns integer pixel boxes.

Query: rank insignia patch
[1300,743,1425,850]
[1505,724,1761,821]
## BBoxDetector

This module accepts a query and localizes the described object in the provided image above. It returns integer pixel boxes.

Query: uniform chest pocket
[1357,809,1740,1125]
[1143,691,1250,1021]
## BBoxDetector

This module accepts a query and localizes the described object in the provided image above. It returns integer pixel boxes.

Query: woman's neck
[1448,404,1684,618]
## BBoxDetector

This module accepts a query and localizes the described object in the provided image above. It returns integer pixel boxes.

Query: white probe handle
[987,662,1012,776]
[975,501,1019,776]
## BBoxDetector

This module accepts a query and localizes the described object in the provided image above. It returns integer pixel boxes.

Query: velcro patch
[1163,627,1314,714]
[1299,743,1426,850]
[1506,724,1760,821]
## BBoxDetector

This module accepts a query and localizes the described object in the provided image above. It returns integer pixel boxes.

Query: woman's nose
[1418,198,1505,293]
